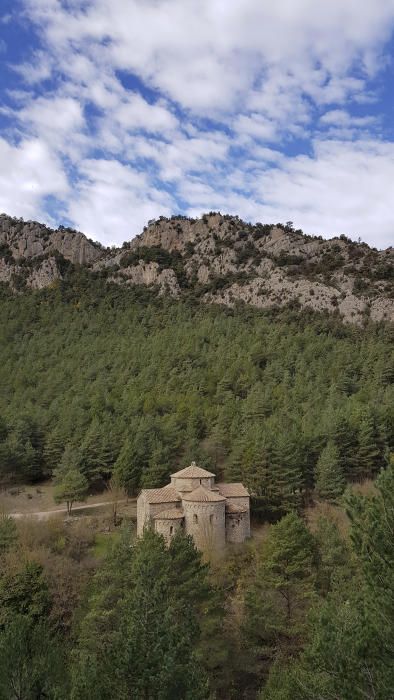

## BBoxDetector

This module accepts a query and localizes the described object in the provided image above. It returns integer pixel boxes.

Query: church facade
[137,462,250,552]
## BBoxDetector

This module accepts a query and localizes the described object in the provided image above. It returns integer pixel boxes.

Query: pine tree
[53,448,88,515]
[269,432,304,515]
[262,461,394,700]
[333,416,358,480]
[0,615,67,699]
[315,441,345,501]
[80,421,107,484]
[141,447,171,488]
[43,427,64,475]
[354,415,382,480]
[72,529,209,699]
[243,512,315,684]
[314,516,351,596]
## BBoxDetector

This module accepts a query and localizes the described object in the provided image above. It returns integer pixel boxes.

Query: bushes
[0,243,14,264]
[119,245,188,288]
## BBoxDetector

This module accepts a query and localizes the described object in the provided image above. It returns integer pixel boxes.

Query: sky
[0,1,394,248]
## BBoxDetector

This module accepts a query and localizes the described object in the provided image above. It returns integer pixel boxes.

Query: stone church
[137,462,250,552]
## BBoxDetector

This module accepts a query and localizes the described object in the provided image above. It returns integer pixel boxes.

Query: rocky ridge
[0,212,393,324]
[0,215,104,290]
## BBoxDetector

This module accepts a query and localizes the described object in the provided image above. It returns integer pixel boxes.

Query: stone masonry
[137,462,250,553]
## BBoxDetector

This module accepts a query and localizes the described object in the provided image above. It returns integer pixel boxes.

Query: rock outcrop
[0,214,106,291]
[1,212,393,324]
[0,215,104,265]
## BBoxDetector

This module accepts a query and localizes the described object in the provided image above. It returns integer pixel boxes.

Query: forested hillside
[0,267,392,515]
[0,235,393,700]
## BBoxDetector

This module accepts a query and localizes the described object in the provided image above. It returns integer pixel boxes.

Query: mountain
[1,212,393,324]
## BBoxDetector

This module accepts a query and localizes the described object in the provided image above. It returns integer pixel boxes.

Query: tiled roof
[142,485,181,504]
[182,485,226,503]
[217,482,250,498]
[171,461,215,479]
[153,508,184,520]
[226,502,247,514]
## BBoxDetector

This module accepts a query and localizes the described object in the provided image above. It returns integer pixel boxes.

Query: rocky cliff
[0,214,105,290]
[1,212,393,324]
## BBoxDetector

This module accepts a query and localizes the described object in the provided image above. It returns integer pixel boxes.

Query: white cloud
[247,139,394,247]
[115,95,177,134]
[19,96,85,137]
[1,0,394,249]
[12,50,53,84]
[0,137,69,221]
[67,159,174,244]
[234,114,278,142]
[320,109,376,127]
[23,0,394,116]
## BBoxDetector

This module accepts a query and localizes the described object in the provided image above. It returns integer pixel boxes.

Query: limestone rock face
[0,215,104,265]
[111,261,180,297]
[1,211,393,324]
[0,214,105,291]
[28,257,61,290]
[122,214,393,324]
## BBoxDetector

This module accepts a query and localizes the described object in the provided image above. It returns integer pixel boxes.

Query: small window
[170,525,174,535]
[193,514,198,524]
[209,514,213,524]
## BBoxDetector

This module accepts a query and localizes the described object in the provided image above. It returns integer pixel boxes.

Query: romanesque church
[137,462,250,552]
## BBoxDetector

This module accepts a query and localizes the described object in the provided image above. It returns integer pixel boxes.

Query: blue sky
[1,1,394,248]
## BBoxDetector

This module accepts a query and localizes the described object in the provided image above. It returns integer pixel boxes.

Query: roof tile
[217,483,250,498]
[182,485,226,503]
[153,508,184,520]
[142,485,181,504]
[171,461,215,479]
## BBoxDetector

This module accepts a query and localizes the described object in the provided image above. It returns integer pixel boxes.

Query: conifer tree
[72,529,209,699]
[141,447,171,488]
[43,426,64,475]
[262,461,394,700]
[333,416,358,480]
[53,446,88,515]
[315,441,345,500]
[269,433,304,515]
[243,512,315,686]
[0,616,67,699]
[354,415,381,480]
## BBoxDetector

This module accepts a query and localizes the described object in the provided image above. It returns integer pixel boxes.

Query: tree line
[0,270,392,517]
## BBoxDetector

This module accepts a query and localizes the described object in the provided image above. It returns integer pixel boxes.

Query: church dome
[171,461,215,479]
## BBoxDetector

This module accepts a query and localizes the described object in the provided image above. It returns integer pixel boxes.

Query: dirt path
[10,499,134,521]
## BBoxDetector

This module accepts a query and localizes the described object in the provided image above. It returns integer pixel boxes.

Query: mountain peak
[0,212,392,324]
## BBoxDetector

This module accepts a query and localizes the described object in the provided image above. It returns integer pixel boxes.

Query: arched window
[170,525,174,535]
[193,514,198,524]
[209,514,213,524]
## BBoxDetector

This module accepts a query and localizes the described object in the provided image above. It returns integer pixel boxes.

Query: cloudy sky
[1,1,394,248]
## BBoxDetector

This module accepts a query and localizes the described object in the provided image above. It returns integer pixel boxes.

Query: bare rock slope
[1,212,393,324]
[0,214,105,290]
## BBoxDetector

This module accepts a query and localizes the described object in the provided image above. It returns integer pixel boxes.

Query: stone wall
[225,497,251,537]
[226,512,249,543]
[136,493,148,536]
[183,500,226,553]
[136,495,181,535]
[171,476,214,492]
[154,517,184,544]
